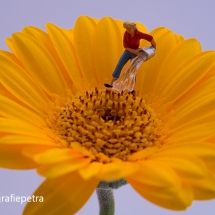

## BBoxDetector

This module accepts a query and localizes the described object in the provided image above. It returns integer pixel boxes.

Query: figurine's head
[123,21,137,35]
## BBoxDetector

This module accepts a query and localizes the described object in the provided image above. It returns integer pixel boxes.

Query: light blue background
[0,1,215,214]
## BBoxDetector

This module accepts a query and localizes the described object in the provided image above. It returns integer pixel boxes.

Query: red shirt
[123,30,153,49]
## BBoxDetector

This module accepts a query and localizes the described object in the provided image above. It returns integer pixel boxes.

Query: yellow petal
[157,142,215,169]
[5,37,18,57]
[0,118,52,140]
[12,33,67,94]
[160,51,215,103]
[0,95,45,127]
[22,145,60,158]
[127,161,193,210]
[64,28,74,44]
[0,144,37,169]
[207,136,215,146]
[0,51,49,115]
[22,26,73,88]
[37,158,91,178]
[138,30,179,95]
[70,142,95,158]
[127,146,159,161]
[154,38,202,94]
[0,49,25,69]
[148,27,170,40]
[34,148,83,164]
[136,22,148,33]
[127,161,181,188]
[46,23,83,90]
[192,174,215,200]
[23,172,99,215]
[175,34,184,43]
[0,135,56,146]
[114,19,125,36]
[147,153,208,181]
[94,17,123,84]
[79,162,103,180]
[172,76,215,121]
[74,16,98,86]
[167,113,215,143]
[96,161,138,182]
[170,92,215,131]
[128,179,193,210]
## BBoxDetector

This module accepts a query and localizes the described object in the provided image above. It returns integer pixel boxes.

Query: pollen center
[49,89,164,162]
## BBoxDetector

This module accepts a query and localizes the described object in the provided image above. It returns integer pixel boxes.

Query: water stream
[112,46,155,92]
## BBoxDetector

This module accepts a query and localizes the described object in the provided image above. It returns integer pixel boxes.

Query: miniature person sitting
[105,21,156,87]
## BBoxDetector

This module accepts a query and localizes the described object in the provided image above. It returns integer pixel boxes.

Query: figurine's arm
[150,38,156,48]
[125,48,139,55]
[139,32,156,48]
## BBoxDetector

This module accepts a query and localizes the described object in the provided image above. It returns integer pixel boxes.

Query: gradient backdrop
[0,1,215,214]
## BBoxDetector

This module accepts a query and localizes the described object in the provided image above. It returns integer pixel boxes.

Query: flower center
[49,89,164,162]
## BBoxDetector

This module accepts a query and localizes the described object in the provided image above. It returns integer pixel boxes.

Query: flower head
[1,16,215,214]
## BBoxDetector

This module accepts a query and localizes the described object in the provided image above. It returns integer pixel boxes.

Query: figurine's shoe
[104,83,113,88]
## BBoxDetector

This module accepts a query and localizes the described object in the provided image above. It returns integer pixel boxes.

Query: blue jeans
[112,50,137,78]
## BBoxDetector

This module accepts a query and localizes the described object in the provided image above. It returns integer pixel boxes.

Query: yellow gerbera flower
[1,15,215,215]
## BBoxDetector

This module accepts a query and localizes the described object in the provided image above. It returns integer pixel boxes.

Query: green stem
[96,188,115,215]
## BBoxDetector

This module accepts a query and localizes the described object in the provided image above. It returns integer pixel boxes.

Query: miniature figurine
[104,21,156,91]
